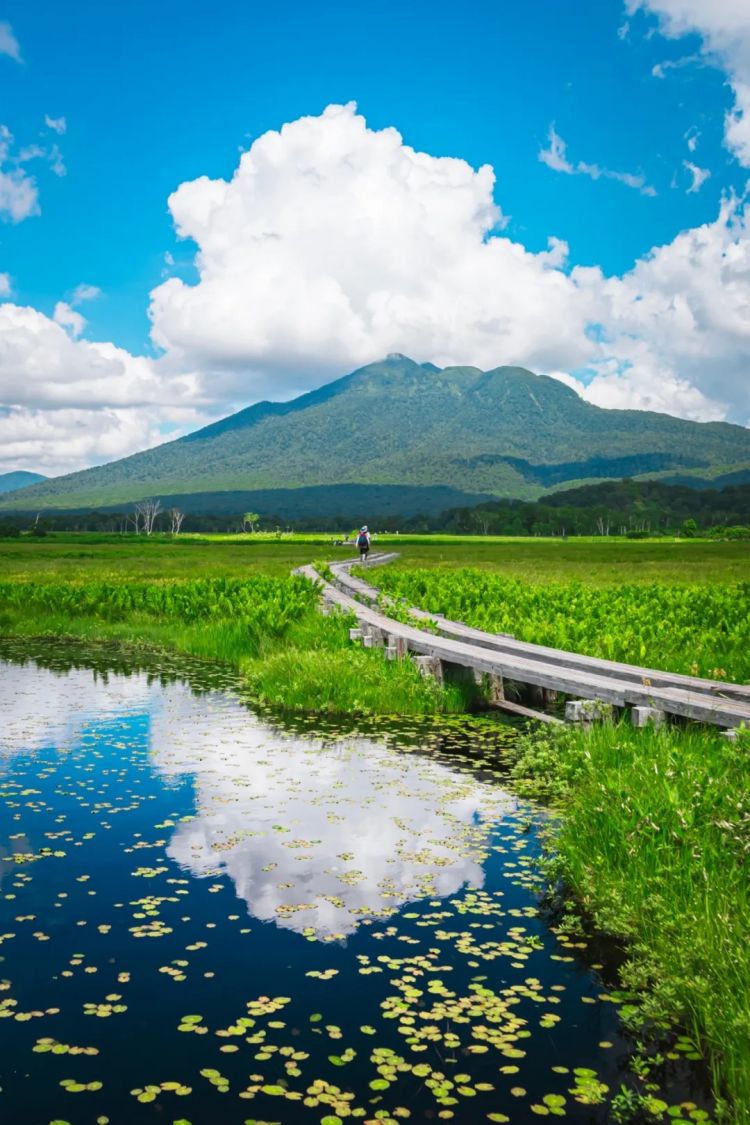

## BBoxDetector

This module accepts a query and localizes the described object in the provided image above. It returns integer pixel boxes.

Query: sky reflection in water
[0,650,708,1125]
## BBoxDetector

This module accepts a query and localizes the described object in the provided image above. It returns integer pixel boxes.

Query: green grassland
[1,530,748,583]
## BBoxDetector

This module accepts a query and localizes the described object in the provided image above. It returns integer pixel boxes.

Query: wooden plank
[329,560,750,703]
[490,699,564,725]
[307,566,750,728]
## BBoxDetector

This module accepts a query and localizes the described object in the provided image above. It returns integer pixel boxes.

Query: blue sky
[1,0,750,474]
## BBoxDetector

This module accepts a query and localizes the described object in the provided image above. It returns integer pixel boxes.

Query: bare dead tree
[168,507,185,536]
[134,498,162,536]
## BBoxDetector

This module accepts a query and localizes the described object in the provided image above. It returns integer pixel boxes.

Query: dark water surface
[0,642,709,1125]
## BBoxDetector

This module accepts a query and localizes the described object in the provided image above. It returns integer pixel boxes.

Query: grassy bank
[0,574,466,715]
[511,721,750,1122]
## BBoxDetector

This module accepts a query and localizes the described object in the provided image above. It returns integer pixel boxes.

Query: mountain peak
[3,357,750,513]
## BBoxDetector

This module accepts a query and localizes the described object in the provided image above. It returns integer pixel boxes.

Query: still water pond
[0,644,704,1125]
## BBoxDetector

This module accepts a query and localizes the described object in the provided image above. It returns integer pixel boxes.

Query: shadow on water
[0,637,715,1125]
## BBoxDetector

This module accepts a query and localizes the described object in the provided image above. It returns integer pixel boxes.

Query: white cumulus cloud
[575,191,750,420]
[149,104,594,400]
[0,302,208,475]
[3,102,750,477]
[53,300,86,338]
[149,103,749,424]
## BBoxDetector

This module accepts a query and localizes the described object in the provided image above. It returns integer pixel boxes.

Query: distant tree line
[1,479,749,539]
[393,480,750,537]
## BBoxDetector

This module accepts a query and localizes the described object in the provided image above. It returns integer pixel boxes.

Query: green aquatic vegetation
[0,571,465,715]
[0,646,718,1125]
[510,721,750,1120]
[0,573,316,632]
[371,566,750,682]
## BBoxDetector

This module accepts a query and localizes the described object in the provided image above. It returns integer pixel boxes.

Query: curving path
[295,553,750,731]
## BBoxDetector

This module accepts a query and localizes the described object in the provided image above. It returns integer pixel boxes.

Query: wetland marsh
[1,535,747,1121]
[0,643,712,1125]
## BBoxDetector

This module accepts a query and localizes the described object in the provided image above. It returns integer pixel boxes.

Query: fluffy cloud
[4,102,750,476]
[684,160,711,192]
[629,0,750,165]
[150,103,749,424]
[575,192,750,420]
[53,300,86,338]
[538,124,657,196]
[149,103,592,400]
[0,302,206,475]
[0,168,38,222]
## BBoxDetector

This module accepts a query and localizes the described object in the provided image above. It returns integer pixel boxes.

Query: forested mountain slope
[3,355,749,511]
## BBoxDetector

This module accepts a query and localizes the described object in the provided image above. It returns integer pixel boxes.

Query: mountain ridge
[2,355,749,512]
[0,471,48,495]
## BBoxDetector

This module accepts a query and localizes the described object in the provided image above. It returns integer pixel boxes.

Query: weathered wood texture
[330,556,750,704]
[298,558,750,729]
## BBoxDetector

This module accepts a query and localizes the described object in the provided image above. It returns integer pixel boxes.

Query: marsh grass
[243,611,467,714]
[373,567,750,682]
[1,533,748,585]
[0,576,465,715]
[511,721,750,1120]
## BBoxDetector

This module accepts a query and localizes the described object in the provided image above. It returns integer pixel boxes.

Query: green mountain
[3,355,750,513]
[0,471,47,495]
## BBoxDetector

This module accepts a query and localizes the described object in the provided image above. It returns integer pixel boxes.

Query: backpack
[357,532,369,549]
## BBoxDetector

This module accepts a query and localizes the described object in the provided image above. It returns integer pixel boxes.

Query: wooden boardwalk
[296,554,750,731]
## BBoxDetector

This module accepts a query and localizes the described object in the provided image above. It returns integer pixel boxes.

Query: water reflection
[150,687,518,937]
[0,660,151,755]
[1,657,518,939]
[0,646,713,1125]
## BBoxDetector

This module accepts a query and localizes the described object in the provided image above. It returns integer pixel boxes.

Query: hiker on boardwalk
[357,525,371,563]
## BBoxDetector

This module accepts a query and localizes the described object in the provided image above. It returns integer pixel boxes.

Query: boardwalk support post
[348,627,362,642]
[387,634,408,660]
[473,669,505,704]
[631,705,666,728]
[414,655,444,683]
[565,699,613,724]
